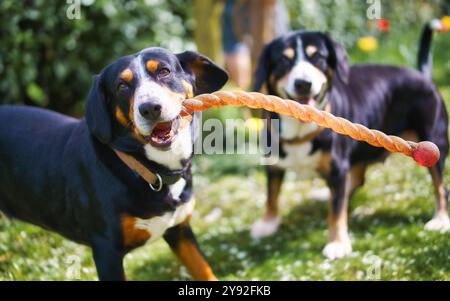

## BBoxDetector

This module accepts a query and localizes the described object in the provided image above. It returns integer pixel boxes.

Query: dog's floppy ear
[323,33,350,84]
[253,43,273,92]
[176,51,228,95]
[85,74,112,143]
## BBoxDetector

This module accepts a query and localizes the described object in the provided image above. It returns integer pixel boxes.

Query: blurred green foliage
[286,0,444,46]
[1,0,449,115]
[285,0,450,85]
[0,0,194,115]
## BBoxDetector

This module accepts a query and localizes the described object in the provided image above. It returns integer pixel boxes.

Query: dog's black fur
[253,24,449,259]
[0,48,228,280]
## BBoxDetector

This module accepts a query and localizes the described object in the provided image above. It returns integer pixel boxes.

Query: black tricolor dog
[252,23,449,259]
[0,48,228,280]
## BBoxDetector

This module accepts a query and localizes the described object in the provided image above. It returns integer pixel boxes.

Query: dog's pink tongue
[152,122,172,140]
[307,98,317,106]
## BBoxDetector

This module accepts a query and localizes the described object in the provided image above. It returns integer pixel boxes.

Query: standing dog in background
[251,22,449,259]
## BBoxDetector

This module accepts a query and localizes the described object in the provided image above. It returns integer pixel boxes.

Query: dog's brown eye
[310,52,325,65]
[117,83,129,92]
[310,52,320,60]
[158,68,171,78]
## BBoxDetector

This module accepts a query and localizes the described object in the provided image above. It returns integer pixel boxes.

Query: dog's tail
[417,19,444,79]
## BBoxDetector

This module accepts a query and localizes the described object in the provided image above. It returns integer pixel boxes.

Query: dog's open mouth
[144,116,182,148]
[284,90,318,106]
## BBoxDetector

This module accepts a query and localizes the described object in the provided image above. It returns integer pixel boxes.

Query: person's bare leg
[224,49,251,89]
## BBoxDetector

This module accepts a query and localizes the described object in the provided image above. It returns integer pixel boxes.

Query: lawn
[1,31,450,281]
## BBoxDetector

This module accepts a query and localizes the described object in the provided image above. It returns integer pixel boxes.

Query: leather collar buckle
[149,173,163,192]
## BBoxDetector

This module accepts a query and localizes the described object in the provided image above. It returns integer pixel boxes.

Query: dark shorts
[221,0,290,54]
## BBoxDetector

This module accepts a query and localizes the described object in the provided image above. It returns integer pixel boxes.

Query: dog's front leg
[251,166,284,239]
[164,222,217,281]
[92,237,126,281]
[323,160,352,260]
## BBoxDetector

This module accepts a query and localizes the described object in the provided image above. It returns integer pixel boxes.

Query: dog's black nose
[294,79,312,94]
[139,102,162,120]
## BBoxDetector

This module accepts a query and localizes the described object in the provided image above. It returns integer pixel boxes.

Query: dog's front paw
[424,214,450,232]
[250,217,281,239]
[323,238,352,260]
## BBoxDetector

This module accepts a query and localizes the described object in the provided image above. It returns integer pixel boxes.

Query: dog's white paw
[250,217,281,239]
[424,214,450,232]
[308,187,330,202]
[323,239,352,260]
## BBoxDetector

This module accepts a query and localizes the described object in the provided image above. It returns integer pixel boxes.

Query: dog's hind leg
[411,91,450,231]
[250,166,284,239]
[414,101,450,231]
[425,165,450,231]
[164,222,217,281]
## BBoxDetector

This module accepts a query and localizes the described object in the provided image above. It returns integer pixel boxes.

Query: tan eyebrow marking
[306,45,318,57]
[119,68,133,83]
[146,60,160,73]
[282,47,295,60]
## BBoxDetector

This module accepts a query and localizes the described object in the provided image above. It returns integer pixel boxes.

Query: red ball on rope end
[412,141,440,167]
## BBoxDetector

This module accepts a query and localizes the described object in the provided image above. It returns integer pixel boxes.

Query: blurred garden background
[0,0,449,280]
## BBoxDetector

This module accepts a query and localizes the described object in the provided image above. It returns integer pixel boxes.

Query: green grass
[2,89,450,280]
[1,41,450,281]
[1,147,449,280]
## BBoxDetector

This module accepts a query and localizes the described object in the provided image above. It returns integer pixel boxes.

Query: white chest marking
[134,179,193,244]
[169,178,186,201]
[276,116,322,178]
[280,116,319,140]
[277,142,322,178]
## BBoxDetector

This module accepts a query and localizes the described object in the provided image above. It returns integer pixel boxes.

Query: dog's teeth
[173,117,181,130]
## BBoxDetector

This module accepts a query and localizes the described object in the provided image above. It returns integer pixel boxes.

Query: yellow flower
[357,36,378,53]
[245,118,264,132]
[441,16,450,31]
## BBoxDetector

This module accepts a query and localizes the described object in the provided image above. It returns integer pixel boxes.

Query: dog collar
[113,149,189,191]
[114,149,164,191]
[110,115,194,190]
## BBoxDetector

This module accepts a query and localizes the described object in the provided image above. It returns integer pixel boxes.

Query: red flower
[378,18,390,33]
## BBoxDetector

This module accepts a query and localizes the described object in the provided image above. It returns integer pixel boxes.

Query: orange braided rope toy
[183,91,440,167]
